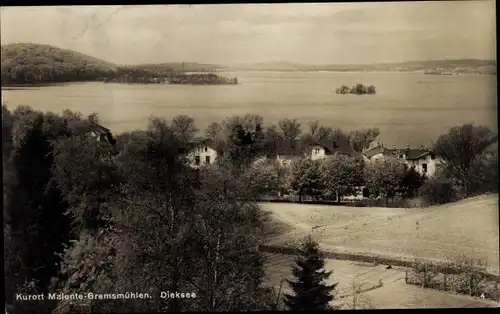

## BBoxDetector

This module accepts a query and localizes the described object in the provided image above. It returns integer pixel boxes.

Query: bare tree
[244,114,264,131]
[433,124,497,197]
[205,122,222,142]
[171,115,198,143]
[278,118,302,140]
[345,277,375,310]
[265,124,281,140]
[221,114,262,134]
[308,120,319,136]
[317,126,333,140]
[331,128,350,144]
[88,112,100,125]
[411,259,439,288]
[349,128,380,152]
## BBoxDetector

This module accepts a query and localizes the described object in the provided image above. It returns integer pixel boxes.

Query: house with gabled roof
[397,147,440,177]
[307,139,356,161]
[87,123,116,146]
[275,139,302,166]
[274,138,356,166]
[363,143,442,177]
[184,137,218,168]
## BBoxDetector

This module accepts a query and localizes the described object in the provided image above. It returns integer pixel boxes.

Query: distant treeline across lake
[2,71,496,148]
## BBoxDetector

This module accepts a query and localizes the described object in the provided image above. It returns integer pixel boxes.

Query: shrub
[445,253,489,297]
[420,177,456,205]
[410,260,439,288]
[395,197,426,208]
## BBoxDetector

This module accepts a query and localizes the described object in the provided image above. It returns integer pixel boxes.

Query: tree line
[197,114,497,206]
[251,152,426,206]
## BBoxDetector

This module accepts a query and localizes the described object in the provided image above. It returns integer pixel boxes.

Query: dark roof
[403,149,431,160]
[310,139,355,156]
[363,146,391,158]
[385,148,432,160]
[364,145,434,160]
[275,139,302,156]
[89,123,111,134]
[186,138,217,150]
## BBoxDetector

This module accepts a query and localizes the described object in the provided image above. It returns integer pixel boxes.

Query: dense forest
[0,43,223,86]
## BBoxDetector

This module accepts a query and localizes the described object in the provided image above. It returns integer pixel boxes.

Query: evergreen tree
[284,236,337,311]
[227,123,254,171]
[4,110,72,313]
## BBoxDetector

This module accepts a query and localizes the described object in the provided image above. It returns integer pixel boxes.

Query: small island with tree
[336,84,376,95]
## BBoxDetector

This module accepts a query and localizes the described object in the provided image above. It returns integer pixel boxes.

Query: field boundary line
[259,244,500,281]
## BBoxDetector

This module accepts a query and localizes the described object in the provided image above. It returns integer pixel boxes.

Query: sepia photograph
[1,1,498,312]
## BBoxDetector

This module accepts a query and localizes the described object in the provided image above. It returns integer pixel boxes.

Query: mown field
[264,253,498,309]
[262,194,499,275]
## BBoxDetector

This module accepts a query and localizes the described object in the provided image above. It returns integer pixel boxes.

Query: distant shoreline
[2,70,495,88]
[222,69,496,75]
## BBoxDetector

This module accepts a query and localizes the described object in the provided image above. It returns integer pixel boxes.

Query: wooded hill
[1,43,224,86]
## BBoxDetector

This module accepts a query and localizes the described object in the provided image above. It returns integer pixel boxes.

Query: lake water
[1,71,497,147]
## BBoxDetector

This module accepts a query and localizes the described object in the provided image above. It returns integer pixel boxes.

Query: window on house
[205,156,211,164]
[313,148,320,155]
[431,154,435,160]
[422,163,427,173]
[205,147,208,152]
[195,156,200,165]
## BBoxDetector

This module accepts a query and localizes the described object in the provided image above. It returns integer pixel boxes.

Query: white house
[275,139,301,166]
[275,139,355,166]
[362,144,442,177]
[309,144,327,161]
[362,145,390,163]
[308,140,355,160]
[403,149,441,177]
[185,139,218,168]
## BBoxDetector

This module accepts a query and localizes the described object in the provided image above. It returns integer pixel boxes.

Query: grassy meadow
[263,194,499,275]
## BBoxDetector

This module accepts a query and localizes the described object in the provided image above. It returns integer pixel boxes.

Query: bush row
[406,260,500,301]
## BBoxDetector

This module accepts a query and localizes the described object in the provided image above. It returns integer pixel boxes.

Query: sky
[0,2,496,65]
